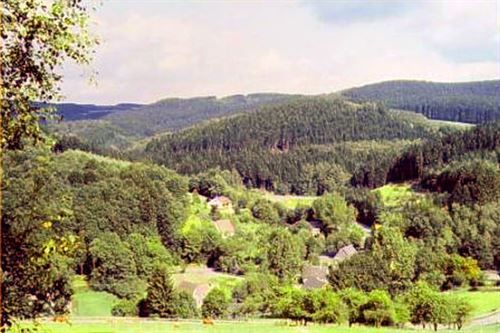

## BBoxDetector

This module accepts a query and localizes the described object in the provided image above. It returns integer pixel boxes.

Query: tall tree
[266,229,304,281]
[1,0,98,149]
[1,0,97,325]
[142,265,177,318]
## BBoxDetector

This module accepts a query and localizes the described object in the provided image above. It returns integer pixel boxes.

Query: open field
[262,192,317,209]
[373,183,415,207]
[71,276,118,317]
[426,119,475,128]
[449,287,500,316]
[172,265,243,289]
[16,320,500,333]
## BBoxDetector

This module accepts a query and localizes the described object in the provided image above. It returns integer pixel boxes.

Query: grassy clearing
[182,193,212,234]
[262,192,317,209]
[19,321,500,333]
[373,184,414,208]
[71,276,118,317]
[449,287,500,316]
[172,265,243,289]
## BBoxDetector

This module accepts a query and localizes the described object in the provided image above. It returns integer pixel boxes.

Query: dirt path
[470,311,500,326]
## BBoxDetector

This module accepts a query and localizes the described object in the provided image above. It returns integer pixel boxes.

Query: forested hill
[103,93,297,137]
[50,102,143,121]
[341,80,500,124]
[146,98,434,153]
[51,93,297,151]
[144,97,447,193]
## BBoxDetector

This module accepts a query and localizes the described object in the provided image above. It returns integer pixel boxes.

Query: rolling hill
[144,97,454,193]
[341,80,500,124]
[50,80,499,152]
[46,102,143,121]
[51,93,298,151]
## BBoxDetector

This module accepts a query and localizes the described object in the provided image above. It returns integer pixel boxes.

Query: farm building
[333,244,357,261]
[307,220,323,236]
[208,195,232,209]
[302,265,329,289]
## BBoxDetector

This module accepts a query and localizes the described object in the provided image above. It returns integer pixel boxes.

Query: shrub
[112,299,138,317]
[202,288,230,319]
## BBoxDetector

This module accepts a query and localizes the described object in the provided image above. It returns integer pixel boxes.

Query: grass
[262,191,317,209]
[18,321,500,333]
[373,184,414,208]
[71,276,118,317]
[449,287,500,316]
[172,265,243,288]
[181,193,212,234]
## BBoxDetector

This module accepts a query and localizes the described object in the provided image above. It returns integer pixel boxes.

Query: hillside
[49,102,143,121]
[342,80,500,124]
[51,93,297,151]
[144,97,454,193]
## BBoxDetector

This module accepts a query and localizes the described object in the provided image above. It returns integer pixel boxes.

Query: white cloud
[60,0,500,104]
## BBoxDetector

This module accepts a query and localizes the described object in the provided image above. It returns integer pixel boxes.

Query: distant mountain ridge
[103,93,298,137]
[47,102,144,121]
[341,80,500,124]
[50,80,499,152]
[51,93,299,151]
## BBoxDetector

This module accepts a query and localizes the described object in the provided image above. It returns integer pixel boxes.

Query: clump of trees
[230,279,472,330]
[138,265,197,318]
[2,148,189,321]
[202,288,230,319]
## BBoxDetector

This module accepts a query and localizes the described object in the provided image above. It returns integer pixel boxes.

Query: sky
[61,0,500,104]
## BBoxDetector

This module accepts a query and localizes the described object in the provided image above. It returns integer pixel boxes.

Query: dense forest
[342,80,500,124]
[50,93,296,151]
[143,98,450,193]
[43,102,143,121]
[50,80,499,154]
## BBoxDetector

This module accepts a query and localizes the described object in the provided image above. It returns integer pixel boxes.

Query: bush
[202,288,230,319]
[174,291,199,318]
[112,299,138,317]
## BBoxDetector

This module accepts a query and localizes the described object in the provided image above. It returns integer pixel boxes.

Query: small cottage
[208,196,232,209]
[302,265,329,289]
[333,244,357,262]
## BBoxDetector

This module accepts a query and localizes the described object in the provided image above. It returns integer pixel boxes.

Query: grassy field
[449,287,500,316]
[373,184,415,207]
[263,192,317,209]
[71,276,118,317]
[18,321,500,333]
[172,265,243,289]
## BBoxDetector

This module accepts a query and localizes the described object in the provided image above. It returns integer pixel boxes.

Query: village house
[301,265,329,289]
[333,244,357,262]
[207,195,232,209]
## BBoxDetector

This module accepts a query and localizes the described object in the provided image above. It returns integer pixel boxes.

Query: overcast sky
[61,0,500,104]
